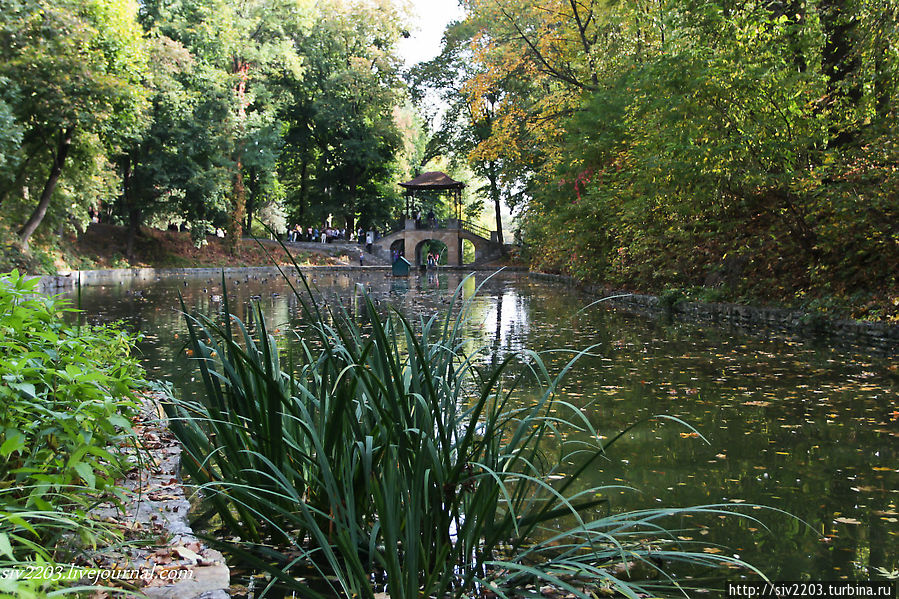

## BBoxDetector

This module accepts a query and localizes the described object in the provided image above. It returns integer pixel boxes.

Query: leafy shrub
[167,269,765,598]
[0,270,144,569]
[660,287,686,311]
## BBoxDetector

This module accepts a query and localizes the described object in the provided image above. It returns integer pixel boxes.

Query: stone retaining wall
[35,264,529,293]
[91,393,229,599]
[528,272,899,352]
[35,265,391,292]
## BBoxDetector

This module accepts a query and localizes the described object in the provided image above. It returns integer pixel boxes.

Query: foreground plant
[0,270,146,595]
[166,268,766,598]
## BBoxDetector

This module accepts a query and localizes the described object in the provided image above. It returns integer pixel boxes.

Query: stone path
[282,239,391,265]
[89,394,229,599]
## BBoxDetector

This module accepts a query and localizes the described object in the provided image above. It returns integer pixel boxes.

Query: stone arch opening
[415,239,449,266]
[461,238,477,264]
[390,239,405,261]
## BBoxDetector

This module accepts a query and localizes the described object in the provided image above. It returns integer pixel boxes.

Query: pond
[66,270,899,584]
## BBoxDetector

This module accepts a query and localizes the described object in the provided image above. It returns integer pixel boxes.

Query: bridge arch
[461,238,476,265]
[372,223,501,267]
[389,238,405,261]
[415,239,449,266]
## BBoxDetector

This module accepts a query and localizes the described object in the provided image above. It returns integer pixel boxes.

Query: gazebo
[399,171,465,220]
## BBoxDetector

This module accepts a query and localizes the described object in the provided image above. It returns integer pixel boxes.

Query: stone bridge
[371,219,502,267]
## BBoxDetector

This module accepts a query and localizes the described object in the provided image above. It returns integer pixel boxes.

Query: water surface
[68,270,899,583]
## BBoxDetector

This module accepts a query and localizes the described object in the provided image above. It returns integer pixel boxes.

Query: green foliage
[0,0,413,263]
[278,1,407,232]
[452,0,898,317]
[166,267,766,598]
[0,271,144,568]
[410,18,512,243]
[114,29,234,250]
[0,0,151,246]
[0,80,23,171]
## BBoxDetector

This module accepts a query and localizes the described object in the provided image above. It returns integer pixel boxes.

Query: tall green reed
[165,266,768,599]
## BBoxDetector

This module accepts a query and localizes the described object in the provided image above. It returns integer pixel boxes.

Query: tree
[279,0,408,233]
[410,18,508,244]
[0,0,150,249]
[451,0,898,305]
[0,79,23,174]
[116,32,234,255]
[141,0,310,252]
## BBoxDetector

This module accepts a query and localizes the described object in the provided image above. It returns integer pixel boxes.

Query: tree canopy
[0,0,415,255]
[411,0,898,317]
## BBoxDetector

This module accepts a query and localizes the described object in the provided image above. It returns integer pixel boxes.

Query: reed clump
[165,270,762,599]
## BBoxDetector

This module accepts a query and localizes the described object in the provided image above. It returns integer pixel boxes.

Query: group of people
[412,209,437,230]
[285,224,384,246]
[425,251,441,268]
[286,225,349,243]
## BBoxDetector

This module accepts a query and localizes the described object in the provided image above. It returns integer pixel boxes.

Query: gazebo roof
[399,171,465,190]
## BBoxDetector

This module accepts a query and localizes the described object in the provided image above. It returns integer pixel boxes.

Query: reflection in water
[67,272,899,582]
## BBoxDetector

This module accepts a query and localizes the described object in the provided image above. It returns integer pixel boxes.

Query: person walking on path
[359,251,364,266]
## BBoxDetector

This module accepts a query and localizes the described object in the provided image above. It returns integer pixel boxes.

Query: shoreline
[529,271,899,353]
[34,264,899,352]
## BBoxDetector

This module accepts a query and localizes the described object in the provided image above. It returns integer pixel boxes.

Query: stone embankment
[90,393,229,599]
[35,263,527,292]
[36,265,390,292]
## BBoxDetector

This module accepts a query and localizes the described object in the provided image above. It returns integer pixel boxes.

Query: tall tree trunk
[122,155,142,261]
[228,58,251,255]
[298,155,309,221]
[244,168,258,233]
[345,214,355,239]
[18,126,74,249]
[344,179,358,237]
[488,164,504,247]
[820,0,860,146]
[229,166,246,253]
